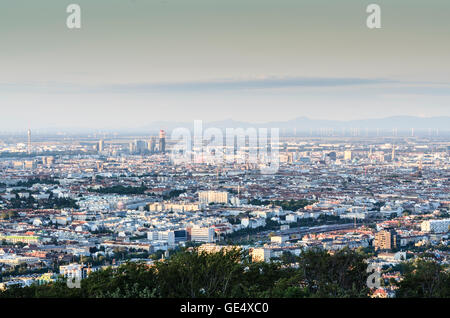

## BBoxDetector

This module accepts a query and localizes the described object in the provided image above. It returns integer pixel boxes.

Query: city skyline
[0,131,448,299]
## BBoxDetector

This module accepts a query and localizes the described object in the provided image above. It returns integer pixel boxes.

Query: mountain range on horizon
[3,116,449,135]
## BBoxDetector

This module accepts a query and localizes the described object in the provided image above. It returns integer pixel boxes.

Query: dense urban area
[0,129,449,298]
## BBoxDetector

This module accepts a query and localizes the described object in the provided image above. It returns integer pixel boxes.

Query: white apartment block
[190,227,215,243]
[241,217,266,229]
[421,219,450,233]
[198,191,229,205]
[148,202,199,212]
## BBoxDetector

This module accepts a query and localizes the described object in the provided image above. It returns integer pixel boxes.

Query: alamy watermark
[366,4,382,29]
[66,273,81,289]
[66,4,381,30]
[170,120,280,174]
[366,252,405,289]
[66,4,81,29]
[366,263,381,289]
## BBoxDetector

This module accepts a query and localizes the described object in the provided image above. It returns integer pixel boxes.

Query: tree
[0,248,389,299]
[155,248,244,297]
[280,251,297,265]
[296,248,370,297]
[239,260,295,297]
[396,259,450,298]
[80,262,157,298]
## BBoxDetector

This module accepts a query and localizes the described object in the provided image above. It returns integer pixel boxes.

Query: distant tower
[27,129,31,155]
[98,139,104,153]
[149,136,156,153]
[392,145,395,161]
[159,130,166,154]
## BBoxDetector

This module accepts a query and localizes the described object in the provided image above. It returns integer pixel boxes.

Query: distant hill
[16,116,448,134]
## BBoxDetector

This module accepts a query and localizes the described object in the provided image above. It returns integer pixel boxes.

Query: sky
[0,0,449,132]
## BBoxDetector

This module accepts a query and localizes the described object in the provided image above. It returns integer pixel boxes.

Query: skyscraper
[135,140,147,154]
[98,139,104,153]
[27,129,31,155]
[159,130,166,154]
[149,137,156,153]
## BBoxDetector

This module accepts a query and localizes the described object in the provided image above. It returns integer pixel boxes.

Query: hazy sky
[0,0,449,131]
